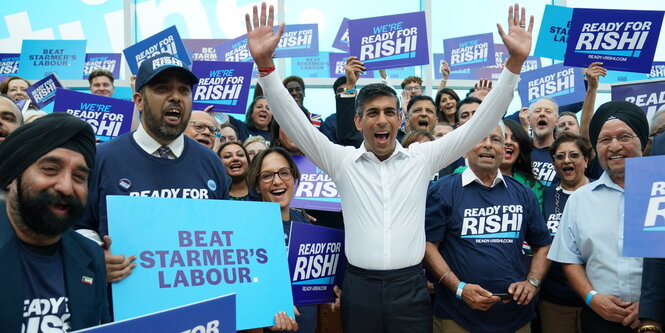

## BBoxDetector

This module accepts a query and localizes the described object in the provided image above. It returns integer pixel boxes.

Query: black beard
[142,97,189,142]
[14,175,85,237]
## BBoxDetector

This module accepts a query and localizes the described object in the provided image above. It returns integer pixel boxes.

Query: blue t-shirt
[76,132,231,236]
[531,147,559,187]
[541,185,585,307]
[425,174,551,333]
[19,242,72,333]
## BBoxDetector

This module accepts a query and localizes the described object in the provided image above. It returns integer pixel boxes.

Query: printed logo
[118,178,132,192]
[644,181,665,231]
[461,205,523,243]
[207,179,217,191]
[574,21,650,59]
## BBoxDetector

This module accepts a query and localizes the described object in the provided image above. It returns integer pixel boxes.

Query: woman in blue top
[230,96,273,142]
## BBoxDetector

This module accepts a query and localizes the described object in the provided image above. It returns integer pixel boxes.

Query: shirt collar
[354,140,409,162]
[133,123,185,158]
[592,171,624,193]
[461,166,506,188]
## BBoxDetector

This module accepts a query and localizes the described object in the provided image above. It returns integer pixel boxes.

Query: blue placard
[648,62,665,79]
[191,61,253,115]
[328,52,375,78]
[611,79,665,122]
[123,25,190,75]
[518,63,586,108]
[432,53,478,80]
[74,294,236,333]
[52,88,134,142]
[25,73,63,109]
[0,53,20,75]
[332,18,350,52]
[291,156,341,212]
[83,53,122,79]
[624,155,665,257]
[274,24,319,58]
[534,5,573,60]
[443,33,495,70]
[19,40,87,80]
[564,8,665,73]
[216,34,252,63]
[107,196,294,331]
[183,39,228,62]
[291,53,330,78]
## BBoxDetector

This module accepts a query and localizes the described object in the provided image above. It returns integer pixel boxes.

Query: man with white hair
[528,97,559,187]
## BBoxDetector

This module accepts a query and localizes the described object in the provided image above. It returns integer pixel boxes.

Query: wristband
[346,88,356,94]
[257,66,275,77]
[585,290,597,306]
[456,282,466,300]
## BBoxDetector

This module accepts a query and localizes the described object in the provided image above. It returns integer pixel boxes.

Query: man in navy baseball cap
[134,53,198,93]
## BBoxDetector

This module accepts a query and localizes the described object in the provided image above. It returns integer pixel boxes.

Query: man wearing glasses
[184,111,220,150]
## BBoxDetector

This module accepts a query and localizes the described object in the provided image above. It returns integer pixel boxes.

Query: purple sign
[287,222,345,306]
[123,25,190,74]
[191,61,253,115]
[433,53,477,80]
[476,44,541,80]
[216,34,252,62]
[328,52,375,79]
[332,18,350,52]
[564,8,665,73]
[291,155,341,212]
[274,24,319,58]
[183,39,228,62]
[0,53,19,75]
[348,11,429,70]
[26,73,63,109]
[648,61,665,79]
[443,33,495,70]
[83,53,121,79]
[611,79,665,123]
[518,63,586,108]
[52,88,134,142]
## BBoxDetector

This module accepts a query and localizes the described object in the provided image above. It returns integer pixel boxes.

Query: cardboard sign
[534,4,573,60]
[52,88,134,142]
[291,155,341,212]
[183,39,228,62]
[123,26,190,74]
[328,52,375,78]
[274,24,319,58]
[443,33,495,70]
[19,40,87,80]
[83,53,122,79]
[25,73,63,109]
[476,44,541,80]
[564,8,664,73]
[518,63,586,108]
[216,35,252,62]
[0,53,20,75]
[332,18,350,52]
[191,61,253,115]
[432,53,477,80]
[291,53,330,78]
[73,294,236,333]
[624,155,665,257]
[348,11,429,70]
[287,222,345,306]
[611,79,665,123]
[107,196,294,330]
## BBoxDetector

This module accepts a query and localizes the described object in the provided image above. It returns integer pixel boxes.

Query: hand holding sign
[245,3,284,68]
[585,62,607,90]
[345,56,365,89]
[497,4,534,74]
[103,235,136,283]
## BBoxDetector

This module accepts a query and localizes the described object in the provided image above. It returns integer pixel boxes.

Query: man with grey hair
[0,95,22,143]
[528,97,559,187]
[183,110,220,150]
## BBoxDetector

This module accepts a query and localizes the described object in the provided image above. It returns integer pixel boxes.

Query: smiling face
[403,82,423,98]
[286,81,304,106]
[219,143,249,180]
[457,102,479,126]
[354,95,401,161]
[467,125,504,174]
[6,79,29,102]
[500,125,520,170]
[596,119,642,183]
[553,141,588,188]
[407,100,438,133]
[246,141,267,161]
[439,93,457,119]
[184,111,217,149]
[258,152,295,211]
[90,75,115,97]
[250,97,272,130]
[556,114,579,136]
[529,99,558,139]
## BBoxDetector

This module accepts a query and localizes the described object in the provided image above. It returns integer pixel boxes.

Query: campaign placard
[83,53,122,79]
[624,155,665,257]
[443,33,495,70]
[287,222,345,306]
[107,196,294,330]
[348,11,429,70]
[291,53,330,78]
[25,73,63,109]
[432,53,477,80]
[216,34,252,63]
[74,294,236,333]
[564,8,665,73]
[19,40,86,80]
[183,39,228,62]
[611,79,665,122]
[274,24,319,58]
[534,5,573,60]
[328,52,375,78]
[382,65,416,79]
[52,88,134,141]
[291,156,341,212]
[476,44,542,80]
[332,18,350,52]
[518,63,585,108]
[604,62,665,83]
[123,25,190,74]
[191,61,253,115]
[648,61,665,79]
[0,53,20,75]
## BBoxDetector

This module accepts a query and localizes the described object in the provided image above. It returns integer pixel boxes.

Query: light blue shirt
[548,171,642,302]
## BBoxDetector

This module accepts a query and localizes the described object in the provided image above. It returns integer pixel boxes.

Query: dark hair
[549,132,593,162]
[400,76,422,89]
[220,123,238,137]
[456,96,483,124]
[246,147,301,192]
[0,76,31,95]
[435,88,460,124]
[406,95,436,114]
[244,96,271,131]
[401,130,434,147]
[283,76,305,92]
[217,141,249,160]
[88,69,115,85]
[355,83,399,118]
[503,119,537,184]
[333,76,347,93]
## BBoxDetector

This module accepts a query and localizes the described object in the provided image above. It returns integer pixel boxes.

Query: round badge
[207,179,217,191]
[118,178,132,192]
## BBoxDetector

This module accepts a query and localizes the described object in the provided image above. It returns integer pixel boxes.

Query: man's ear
[354,113,363,131]
[133,92,144,112]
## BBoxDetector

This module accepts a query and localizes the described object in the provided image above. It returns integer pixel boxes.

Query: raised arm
[580,62,606,141]
[336,56,365,147]
[437,61,450,92]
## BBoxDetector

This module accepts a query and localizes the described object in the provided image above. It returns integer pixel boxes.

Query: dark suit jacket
[0,200,110,332]
[650,133,665,156]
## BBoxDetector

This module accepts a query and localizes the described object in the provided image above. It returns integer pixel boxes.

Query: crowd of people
[1,2,664,333]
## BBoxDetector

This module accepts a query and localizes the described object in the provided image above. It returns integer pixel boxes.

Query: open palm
[245,2,284,67]
[497,4,534,60]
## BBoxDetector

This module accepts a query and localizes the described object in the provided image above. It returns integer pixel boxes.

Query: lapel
[0,202,23,332]
[61,231,97,329]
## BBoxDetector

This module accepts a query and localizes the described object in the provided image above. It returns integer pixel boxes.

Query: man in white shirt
[245,3,534,332]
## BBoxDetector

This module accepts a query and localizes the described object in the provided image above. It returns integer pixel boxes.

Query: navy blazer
[0,201,110,332]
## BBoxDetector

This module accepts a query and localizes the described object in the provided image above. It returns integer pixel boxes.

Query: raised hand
[245,2,285,67]
[497,4,534,74]
[440,60,451,80]
[586,62,607,90]
[345,56,365,90]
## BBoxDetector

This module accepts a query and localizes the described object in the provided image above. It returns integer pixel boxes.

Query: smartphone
[493,293,514,301]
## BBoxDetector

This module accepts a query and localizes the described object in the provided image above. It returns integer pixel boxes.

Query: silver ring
[520,24,525,28]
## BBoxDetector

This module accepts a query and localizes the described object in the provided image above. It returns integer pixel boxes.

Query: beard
[142,95,190,142]
[13,175,85,237]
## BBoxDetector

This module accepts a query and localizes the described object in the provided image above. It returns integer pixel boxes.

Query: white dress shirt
[133,123,184,159]
[461,167,506,188]
[260,68,519,270]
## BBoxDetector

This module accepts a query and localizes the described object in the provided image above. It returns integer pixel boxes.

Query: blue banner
[52,88,134,142]
[107,196,294,330]
[25,73,63,109]
[0,53,20,75]
[534,5,573,60]
[432,53,478,80]
[123,25,190,75]
[287,222,345,306]
[477,44,542,81]
[291,53,330,78]
[74,294,236,333]
[564,8,664,73]
[624,155,665,257]
[518,63,586,107]
[328,52,375,78]
[83,53,122,79]
[611,79,665,122]
[443,33,495,70]
[183,39,228,62]
[274,24,319,58]
[292,156,341,212]
[19,40,86,80]
[216,34,252,63]
[332,18,350,52]
[191,61,253,115]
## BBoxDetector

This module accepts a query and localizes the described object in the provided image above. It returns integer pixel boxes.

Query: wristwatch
[528,277,540,289]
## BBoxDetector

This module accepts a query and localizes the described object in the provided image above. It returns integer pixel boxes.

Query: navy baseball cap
[134,53,198,92]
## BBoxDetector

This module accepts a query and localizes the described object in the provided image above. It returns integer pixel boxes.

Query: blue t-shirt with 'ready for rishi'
[531,147,559,187]
[425,173,551,333]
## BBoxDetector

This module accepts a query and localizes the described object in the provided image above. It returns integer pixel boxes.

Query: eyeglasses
[259,167,293,183]
[553,152,583,161]
[189,121,219,134]
[597,134,636,146]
